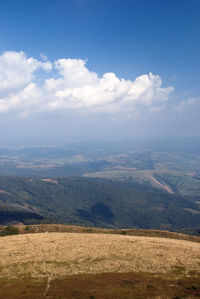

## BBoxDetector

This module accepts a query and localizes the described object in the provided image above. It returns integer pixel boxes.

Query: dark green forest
[0,176,200,232]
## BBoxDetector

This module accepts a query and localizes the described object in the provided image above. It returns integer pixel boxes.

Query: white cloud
[0,51,174,116]
[174,97,199,112]
[0,51,51,98]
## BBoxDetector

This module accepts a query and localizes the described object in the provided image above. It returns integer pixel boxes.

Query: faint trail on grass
[44,276,51,297]
[25,234,52,297]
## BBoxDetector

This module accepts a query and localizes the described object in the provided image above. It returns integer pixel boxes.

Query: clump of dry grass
[0,233,200,279]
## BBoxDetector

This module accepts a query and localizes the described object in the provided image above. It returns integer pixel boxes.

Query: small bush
[4,226,20,236]
[121,230,127,235]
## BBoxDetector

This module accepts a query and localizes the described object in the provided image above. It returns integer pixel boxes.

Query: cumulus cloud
[0,51,51,97]
[0,51,174,116]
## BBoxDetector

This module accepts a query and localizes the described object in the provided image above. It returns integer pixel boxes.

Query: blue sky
[0,0,199,145]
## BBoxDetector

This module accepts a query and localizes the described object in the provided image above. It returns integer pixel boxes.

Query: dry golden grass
[0,233,200,281]
[14,224,200,243]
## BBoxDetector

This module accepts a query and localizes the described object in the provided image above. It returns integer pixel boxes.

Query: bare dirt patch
[183,208,200,215]
[40,178,59,184]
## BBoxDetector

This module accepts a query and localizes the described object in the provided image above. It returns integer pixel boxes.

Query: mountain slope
[0,176,200,230]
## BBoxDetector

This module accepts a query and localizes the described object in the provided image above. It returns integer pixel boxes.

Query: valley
[0,142,200,197]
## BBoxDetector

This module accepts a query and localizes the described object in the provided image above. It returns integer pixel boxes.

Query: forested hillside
[0,176,200,231]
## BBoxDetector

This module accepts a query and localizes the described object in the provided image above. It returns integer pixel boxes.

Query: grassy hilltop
[0,229,200,298]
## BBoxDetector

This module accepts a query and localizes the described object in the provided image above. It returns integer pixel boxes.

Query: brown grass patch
[47,273,200,299]
[1,273,200,298]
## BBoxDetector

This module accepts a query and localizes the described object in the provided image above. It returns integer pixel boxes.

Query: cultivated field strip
[0,233,200,279]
